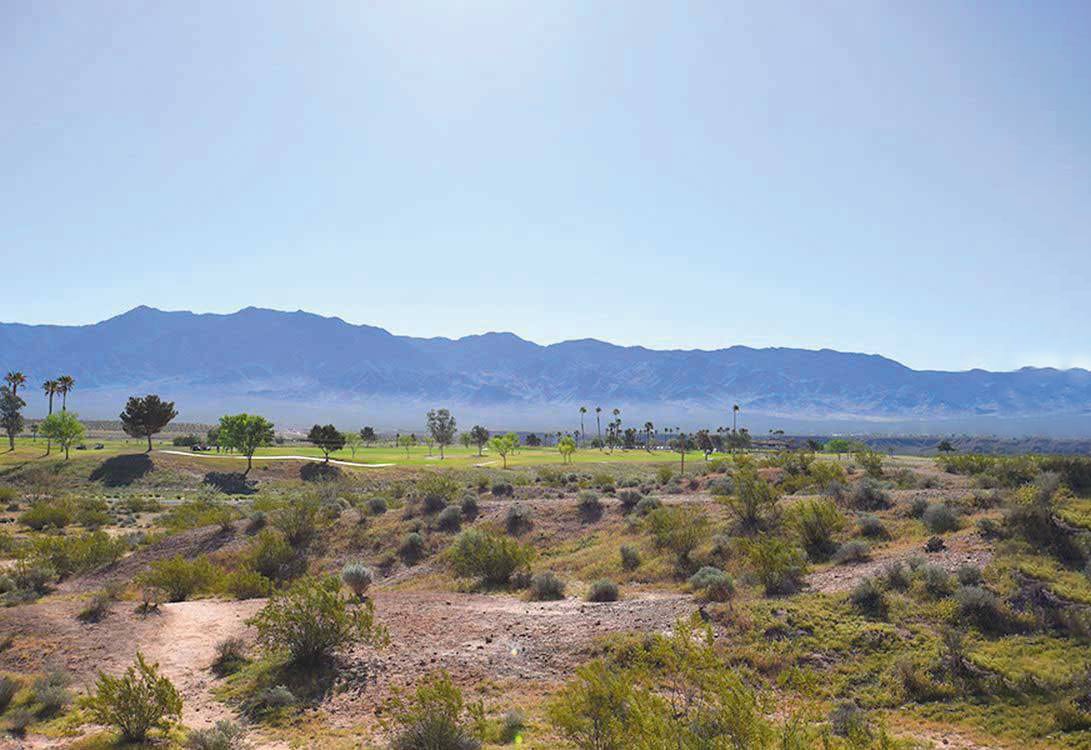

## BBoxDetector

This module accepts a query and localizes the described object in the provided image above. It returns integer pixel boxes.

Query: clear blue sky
[3,1,1089,372]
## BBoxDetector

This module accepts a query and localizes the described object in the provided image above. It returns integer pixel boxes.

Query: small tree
[39,411,84,460]
[250,575,385,664]
[937,439,956,454]
[398,433,417,458]
[307,424,345,462]
[558,435,577,464]
[725,467,781,533]
[218,414,275,473]
[119,395,178,452]
[207,426,221,452]
[426,409,457,459]
[85,652,182,742]
[0,387,25,451]
[360,426,377,446]
[469,425,490,457]
[673,432,690,474]
[344,431,362,458]
[488,432,519,469]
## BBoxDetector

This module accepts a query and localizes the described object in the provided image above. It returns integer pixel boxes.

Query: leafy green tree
[39,411,84,460]
[218,414,275,473]
[360,426,377,446]
[558,435,577,464]
[469,425,490,456]
[85,652,182,742]
[206,426,221,452]
[488,432,519,469]
[119,394,178,452]
[426,408,457,459]
[307,424,345,462]
[524,433,541,447]
[937,439,956,453]
[344,431,362,458]
[0,387,25,451]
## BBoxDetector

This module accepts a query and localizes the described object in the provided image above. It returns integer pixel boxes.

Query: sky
[3,1,1089,373]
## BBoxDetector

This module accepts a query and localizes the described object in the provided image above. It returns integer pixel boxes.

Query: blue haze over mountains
[2,306,1089,436]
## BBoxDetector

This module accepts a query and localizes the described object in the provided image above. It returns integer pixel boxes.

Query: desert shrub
[620,544,642,571]
[879,562,911,591]
[272,497,321,546]
[137,555,220,602]
[75,498,111,529]
[577,490,603,520]
[498,709,527,744]
[447,529,534,586]
[723,468,780,533]
[459,494,479,519]
[829,702,869,737]
[744,537,807,595]
[925,535,946,553]
[222,568,273,600]
[79,589,114,623]
[505,505,533,535]
[786,498,844,561]
[212,637,248,676]
[855,450,885,478]
[399,532,426,564]
[31,668,71,716]
[617,489,642,512]
[0,675,18,712]
[491,481,514,497]
[10,558,56,596]
[1041,456,1091,494]
[856,514,890,540]
[245,529,303,581]
[241,685,295,718]
[848,479,891,510]
[954,585,1010,633]
[246,511,267,533]
[419,474,460,513]
[85,652,183,742]
[977,516,1003,540]
[657,466,674,484]
[341,562,373,598]
[20,498,74,530]
[849,578,887,619]
[918,564,953,597]
[367,497,388,515]
[529,571,566,601]
[1055,697,1091,733]
[688,566,734,602]
[0,486,17,504]
[389,671,482,750]
[832,540,871,564]
[922,503,960,533]
[633,496,661,516]
[587,579,619,602]
[956,564,983,586]
[251,575,384,664]
[185,720,246,750]
[907,497,929,518]
[644,506,710,568]
[30,531,126,578]
[436,506,463,532]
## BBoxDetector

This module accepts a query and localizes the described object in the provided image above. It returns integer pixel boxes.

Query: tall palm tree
[732,404,740,433]
[595,407,602,451]
[579,406,587,447]
[644,421,654,452]
[42,379,59,456]
[57,375,75,411]
[4,371,26,397]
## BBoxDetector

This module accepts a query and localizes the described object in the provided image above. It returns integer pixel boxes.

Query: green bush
[917,563,953,598]
[954,585,1009,633]
[617,489,642,512]
[245,529,303,581]
[460,494,479,519]
[922,503,960,533]
[644,506,710,567]
[491,481,514,497]
[744,537,807,595]
[786,498,844,561]
[341,562,373,597]
[956,564,983,586]
[418,474,461,513]
[221,568,273,600]
[529,571,566,601]
[619,544,642,571]
[250,575,384,664]
[879,562,911,591]
[137,555,220,602]
[849,578,886,619]
[367,497,388,515]
[185,720,246,750]
[848,479,890,510]
[20,498,74,530]
[389,671,482,750]
[212,638,248,676]
[856,514,890,539]
[505,505,533,535]
[85,652,183,742]
[688,566,734,602]
[447,529,533,587]
[577,491,603,520]
[0,675,18,712]
[832,540,871,565]
[272,497,321,546]
[633,496,661,516]
[436,506,462,532]
[30,531,126,578]
[723,469,780,532]
[399,532,426,564]
[587,579,619,602]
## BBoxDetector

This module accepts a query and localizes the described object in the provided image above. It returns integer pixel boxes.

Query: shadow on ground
[203,472,258,495]
[88,454,153,487]
[300,462,343,482]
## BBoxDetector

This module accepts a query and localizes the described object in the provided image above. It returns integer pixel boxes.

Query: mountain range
[2,306,1090,435]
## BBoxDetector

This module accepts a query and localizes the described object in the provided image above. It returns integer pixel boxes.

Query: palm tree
[644,421,654,452]
[579,406,587,447]
[732,404,740,433]
[57,375,75,411]
[42,379,59,455]
[595,407,602,451]
[4,371,26,397]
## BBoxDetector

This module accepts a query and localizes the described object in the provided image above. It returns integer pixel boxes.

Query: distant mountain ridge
[2,306,1090,431]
